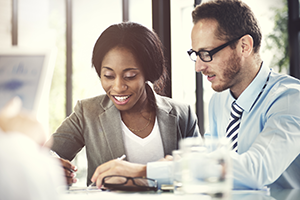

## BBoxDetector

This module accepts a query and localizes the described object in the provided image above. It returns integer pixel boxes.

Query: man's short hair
[192,0,262,53]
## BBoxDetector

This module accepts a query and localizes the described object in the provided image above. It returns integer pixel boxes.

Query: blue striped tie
[226,101,243,152]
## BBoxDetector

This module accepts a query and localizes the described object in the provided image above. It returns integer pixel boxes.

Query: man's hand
[159,155,173,161]
[91,159,146,189]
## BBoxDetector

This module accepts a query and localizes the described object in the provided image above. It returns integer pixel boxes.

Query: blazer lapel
[98,96,126,160]
[156,96,178,155]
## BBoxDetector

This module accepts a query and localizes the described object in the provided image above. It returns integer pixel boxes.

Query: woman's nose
[113,78,127,92]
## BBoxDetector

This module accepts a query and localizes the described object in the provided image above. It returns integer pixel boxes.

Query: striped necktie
[226,101,243,152]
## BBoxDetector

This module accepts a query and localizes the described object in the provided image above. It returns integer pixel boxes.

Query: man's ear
[239,34,253,57]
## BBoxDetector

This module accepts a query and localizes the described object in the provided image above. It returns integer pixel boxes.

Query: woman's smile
[113,95,131,105]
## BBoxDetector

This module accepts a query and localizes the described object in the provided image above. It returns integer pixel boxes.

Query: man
[186,0,300,189]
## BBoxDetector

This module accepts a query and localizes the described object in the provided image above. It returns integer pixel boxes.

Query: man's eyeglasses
[187,35,244,62]
[102,175,158,191]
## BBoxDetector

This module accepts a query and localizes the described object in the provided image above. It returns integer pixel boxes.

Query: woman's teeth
[114,95,130,102]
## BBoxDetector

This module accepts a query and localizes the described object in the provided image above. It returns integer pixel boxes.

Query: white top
[121,117,164,164]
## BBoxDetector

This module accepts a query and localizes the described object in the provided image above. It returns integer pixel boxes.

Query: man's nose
[195,57,207,73]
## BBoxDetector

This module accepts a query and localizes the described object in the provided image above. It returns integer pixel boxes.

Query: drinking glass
[180,137,232,198]
[172,149,183,194]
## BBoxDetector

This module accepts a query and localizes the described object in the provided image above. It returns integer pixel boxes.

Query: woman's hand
[59,157,78,186]
[91,159,146,189]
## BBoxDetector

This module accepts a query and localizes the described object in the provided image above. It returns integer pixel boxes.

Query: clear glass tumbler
[180,137,232,198]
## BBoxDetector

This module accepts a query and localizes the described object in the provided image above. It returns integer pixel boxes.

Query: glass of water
[180,137,232,197]
[172,149,183,194]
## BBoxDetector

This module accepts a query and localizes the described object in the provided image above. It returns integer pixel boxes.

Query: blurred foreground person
[0,97,65,200]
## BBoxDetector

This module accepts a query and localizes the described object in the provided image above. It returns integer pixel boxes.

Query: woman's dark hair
[92,22,168,98]
[192,0,262,53]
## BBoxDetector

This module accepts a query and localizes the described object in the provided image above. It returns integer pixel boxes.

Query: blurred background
[0,0,295,186]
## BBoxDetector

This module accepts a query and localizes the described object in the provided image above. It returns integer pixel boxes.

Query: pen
[87,154,126,189]
[117,154,126,160]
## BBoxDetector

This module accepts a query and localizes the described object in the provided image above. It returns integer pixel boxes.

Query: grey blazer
[50,93,199,185]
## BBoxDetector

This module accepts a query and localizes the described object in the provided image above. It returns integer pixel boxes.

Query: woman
[48,22,199,187]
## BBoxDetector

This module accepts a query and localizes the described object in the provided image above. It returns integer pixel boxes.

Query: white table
[59,187,300,200]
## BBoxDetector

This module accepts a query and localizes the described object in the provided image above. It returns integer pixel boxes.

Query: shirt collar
[233,62,271,112]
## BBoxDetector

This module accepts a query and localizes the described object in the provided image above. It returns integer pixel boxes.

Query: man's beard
[212,51,241,92]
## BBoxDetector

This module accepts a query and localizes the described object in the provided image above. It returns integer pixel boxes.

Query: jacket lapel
[98,96,126,160]
[156,96,178,155]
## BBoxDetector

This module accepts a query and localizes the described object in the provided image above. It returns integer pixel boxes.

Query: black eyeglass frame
[187,35,245,62]
[102,175,158,192]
